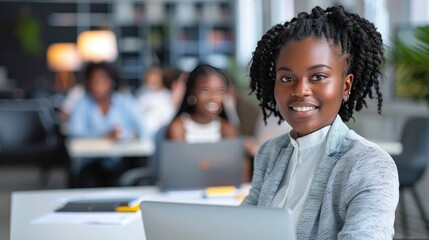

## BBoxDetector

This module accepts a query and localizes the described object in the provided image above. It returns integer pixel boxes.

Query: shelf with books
[112,0,235,89]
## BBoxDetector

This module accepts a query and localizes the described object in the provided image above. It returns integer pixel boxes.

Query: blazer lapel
[258,143,294,207]
[297,116,349,239]
[297,154,337,238]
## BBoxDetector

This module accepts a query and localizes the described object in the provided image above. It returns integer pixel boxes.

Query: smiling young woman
[241,5,399,239]
[166,64,238,142]
[274,37,353,138]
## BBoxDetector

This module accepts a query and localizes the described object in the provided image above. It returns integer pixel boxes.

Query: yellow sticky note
[204,186,237,197]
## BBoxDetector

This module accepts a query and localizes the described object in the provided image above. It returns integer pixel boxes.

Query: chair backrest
[147,125,168,184]
[0,99,58,150]
[117,126,168,186]
[394,116,429,187]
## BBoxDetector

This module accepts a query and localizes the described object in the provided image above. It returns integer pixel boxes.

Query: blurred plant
[390,26,429,105]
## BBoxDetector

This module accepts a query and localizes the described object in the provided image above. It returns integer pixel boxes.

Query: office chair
[0,99,64,185]
[393,116,429,237]
[118,126,167,186]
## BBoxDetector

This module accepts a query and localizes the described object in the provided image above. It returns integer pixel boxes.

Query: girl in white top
[166,64,238,142]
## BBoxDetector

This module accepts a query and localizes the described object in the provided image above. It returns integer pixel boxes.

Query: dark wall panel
[0,2,77,92]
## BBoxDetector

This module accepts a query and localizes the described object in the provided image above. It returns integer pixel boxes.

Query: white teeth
[206,102,220,112]
[292,106,316,112]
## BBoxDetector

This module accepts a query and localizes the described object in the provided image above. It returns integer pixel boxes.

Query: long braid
[249,5,385,123]
[250,23,287,123]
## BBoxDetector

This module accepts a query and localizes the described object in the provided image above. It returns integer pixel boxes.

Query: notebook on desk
[158,138,244,191]
[140,201,297,240]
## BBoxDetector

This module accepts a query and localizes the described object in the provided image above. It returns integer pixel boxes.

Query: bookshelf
[48,0,236,91]
[112,0,236,90]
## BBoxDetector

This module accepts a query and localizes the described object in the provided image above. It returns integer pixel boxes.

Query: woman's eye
[217,88,226,95]
[279,76,293,83]
[312,74,327,81]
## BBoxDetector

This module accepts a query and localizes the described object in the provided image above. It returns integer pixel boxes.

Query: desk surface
[10,186,243,240]
[67,139,155,158]
[67,138,401,158]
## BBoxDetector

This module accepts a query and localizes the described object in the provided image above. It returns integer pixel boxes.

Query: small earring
[344,91,351,102]
[187,95,197,105]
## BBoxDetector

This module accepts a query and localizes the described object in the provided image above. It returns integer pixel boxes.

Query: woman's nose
[210,90,224,100]
[291,79,311,97]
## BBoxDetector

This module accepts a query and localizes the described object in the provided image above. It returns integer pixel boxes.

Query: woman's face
[88,68,113,100]
[145,68,163,91]
[274,37,353,137]
[192,73,227,119]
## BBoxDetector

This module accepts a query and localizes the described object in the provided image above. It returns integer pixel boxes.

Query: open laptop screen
[140,201,296,240]
[158,138,244,190]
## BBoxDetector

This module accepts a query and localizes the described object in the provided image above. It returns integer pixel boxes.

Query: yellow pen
[115,204,140,212]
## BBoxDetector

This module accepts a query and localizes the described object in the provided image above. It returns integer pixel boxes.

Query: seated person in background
[166,64,253,181]
[59,82,85,122]
[166,64,238,142]
[135,66,175,141]
[69,61,148,187]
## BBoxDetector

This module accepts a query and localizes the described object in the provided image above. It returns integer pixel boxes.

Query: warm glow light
[77,30,118,62]
[47,43,81,71]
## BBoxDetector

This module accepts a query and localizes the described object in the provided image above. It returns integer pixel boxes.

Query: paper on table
[31,212,140,226]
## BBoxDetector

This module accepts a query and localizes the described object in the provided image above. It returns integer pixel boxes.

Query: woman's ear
[343,73,354,100]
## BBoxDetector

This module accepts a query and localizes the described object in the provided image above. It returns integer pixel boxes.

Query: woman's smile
[205,102,221,113]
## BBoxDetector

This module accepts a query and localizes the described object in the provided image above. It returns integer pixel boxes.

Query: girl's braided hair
[249,5,384,123]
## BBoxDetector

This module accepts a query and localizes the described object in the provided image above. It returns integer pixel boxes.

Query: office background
[1,0,429,239]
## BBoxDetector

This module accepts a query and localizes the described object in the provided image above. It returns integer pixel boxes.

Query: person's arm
[338,152,399,239]
[221,118,239,138]
[166,117,185,141]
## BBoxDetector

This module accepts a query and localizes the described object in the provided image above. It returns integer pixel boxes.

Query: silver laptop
[158,138,244,190]
[140,201,297,240]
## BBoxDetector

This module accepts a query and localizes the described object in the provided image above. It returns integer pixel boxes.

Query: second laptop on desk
[158,138,244,191]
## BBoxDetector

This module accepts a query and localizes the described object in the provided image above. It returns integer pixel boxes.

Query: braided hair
[250,5,384,123]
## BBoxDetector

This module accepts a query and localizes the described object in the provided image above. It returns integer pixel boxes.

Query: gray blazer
[242,116,399,239]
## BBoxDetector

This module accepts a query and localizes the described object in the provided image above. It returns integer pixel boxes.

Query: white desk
[66,139,155,187]
[67,138,155,158]
[10,186,244,240]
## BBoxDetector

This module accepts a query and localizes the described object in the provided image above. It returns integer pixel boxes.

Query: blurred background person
[166,63,238,142]
[165,64,252,181]
[69,61,148,187]
[58,80,85,122]
[135,66,175,141]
